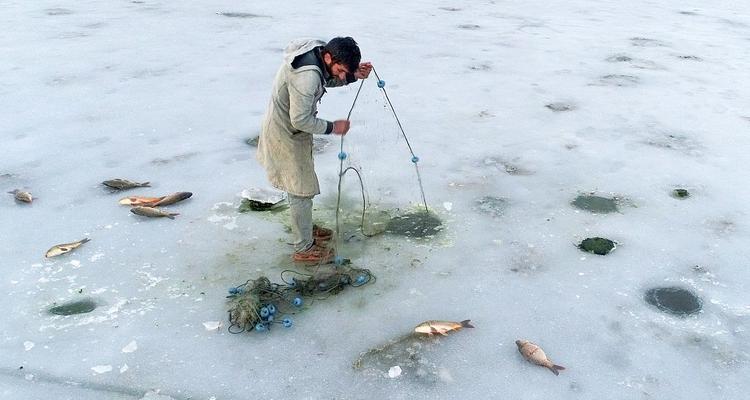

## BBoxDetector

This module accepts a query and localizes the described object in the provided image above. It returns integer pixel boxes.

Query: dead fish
[414,320,474,336]
[102,179,150,190]
[515,339,566,376]
[118,195,164,207]
[9,189,33,203]
[130,206,179,219]
[153,191,192,206]
[45,238,91,258]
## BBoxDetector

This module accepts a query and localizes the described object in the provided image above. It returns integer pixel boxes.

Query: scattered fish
[9,189,33,203]
[118,195,164,207]
[102,179,150,190]
[45,238,91,258]
[515,339,566,375]
[414,320,474,336]
[130,206,178,219]
[153,191,192,206]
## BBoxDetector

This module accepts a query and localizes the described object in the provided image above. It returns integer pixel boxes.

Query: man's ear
[322,52,332,65]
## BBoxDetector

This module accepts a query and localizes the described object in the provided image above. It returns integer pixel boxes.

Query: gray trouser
[287,193,314,252]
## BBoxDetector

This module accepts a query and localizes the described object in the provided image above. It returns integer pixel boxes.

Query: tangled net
[226,266,375,334]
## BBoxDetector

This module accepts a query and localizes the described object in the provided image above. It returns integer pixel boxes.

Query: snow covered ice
[2,0,750,399]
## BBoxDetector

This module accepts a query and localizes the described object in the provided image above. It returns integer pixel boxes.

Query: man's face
[323,53,350,81]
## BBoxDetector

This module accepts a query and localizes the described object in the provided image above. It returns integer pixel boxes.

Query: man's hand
[332,120,351,135]
[354,62,373,80]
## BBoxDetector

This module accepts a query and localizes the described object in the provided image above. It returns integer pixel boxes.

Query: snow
[1,0,750,399]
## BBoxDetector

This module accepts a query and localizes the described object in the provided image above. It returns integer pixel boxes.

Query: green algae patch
[644,287,702,317]
[385,211,443,238]
[578,237,616,255]
[571,195,619,213]
[672,188,690,199]
[49,298,97,316]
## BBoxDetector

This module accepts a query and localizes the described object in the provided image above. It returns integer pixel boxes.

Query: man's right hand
[332,120,351,135]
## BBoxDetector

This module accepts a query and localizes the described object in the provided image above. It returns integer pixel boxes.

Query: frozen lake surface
[2,1,749,399]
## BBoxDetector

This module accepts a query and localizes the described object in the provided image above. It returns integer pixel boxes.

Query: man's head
[322,37,361,80]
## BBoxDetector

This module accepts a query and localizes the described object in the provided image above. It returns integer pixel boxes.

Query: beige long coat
[257,39,347,197]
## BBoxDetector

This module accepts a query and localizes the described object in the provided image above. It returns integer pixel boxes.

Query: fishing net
[226,266,375,334]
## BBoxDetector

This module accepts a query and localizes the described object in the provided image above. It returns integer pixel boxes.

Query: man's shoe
[313,224,333,241]
[292,243,334,264]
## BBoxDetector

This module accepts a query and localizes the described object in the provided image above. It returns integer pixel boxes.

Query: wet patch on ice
[46,8,74,16]
[475,196,509,217]
[508,242,545,275]
[468,63,492,71]
[354,333,459,385]
[439,7,462,12]
[385,211,442,238]
[151,152,198,165]
[605,54,662,69]
[594,74,640,87]
[458,24,481,30]
[578,237,616,255]
[676,54,703,61]
[571,194,619,213]
[644,287,702,316]
[643,132,703,156]
[217,12,270,18]
[704,219,737,236]
[480,156,534,176]
[630,37,669,47]
[49,298,97,315]
[545,102,575,112]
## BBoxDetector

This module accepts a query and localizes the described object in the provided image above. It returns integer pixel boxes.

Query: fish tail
[548,364,565,375]
[461,320,475,328]
[167,213,179,219]
[141,182,151,187]
[80,238,91,243]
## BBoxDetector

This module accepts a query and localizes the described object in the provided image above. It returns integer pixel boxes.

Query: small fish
[130,206,179,219]
[9,189,33,203]
[45,238,91,258]
[118,196,164,207]
[102,179,150,190]
[153,191,192,206]
[414,320,474,336]
[515,339,566,376]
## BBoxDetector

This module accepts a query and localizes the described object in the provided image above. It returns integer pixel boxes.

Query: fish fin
[429,327,439,336]
[460,320,474,328]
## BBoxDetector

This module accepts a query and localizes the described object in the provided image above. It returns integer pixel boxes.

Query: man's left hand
[354,62,373,80]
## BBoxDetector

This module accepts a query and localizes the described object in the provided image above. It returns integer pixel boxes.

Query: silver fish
[9,189,33,203]
[45,238,91,258]
[130,206,178,219]
[102,179,150,190]
[153,192,192,206]
[516,339,566,375]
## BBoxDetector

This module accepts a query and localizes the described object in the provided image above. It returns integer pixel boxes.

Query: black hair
[324,37,361,73]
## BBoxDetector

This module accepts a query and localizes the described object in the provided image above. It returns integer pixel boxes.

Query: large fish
[515,339,566,376]
[9,189,33,203]
[414,320,474,336]
[153,192,192,206]
[118,196,164,207]
[45,238,91,258]
[130,206,178,219]
[102,179,150,190]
